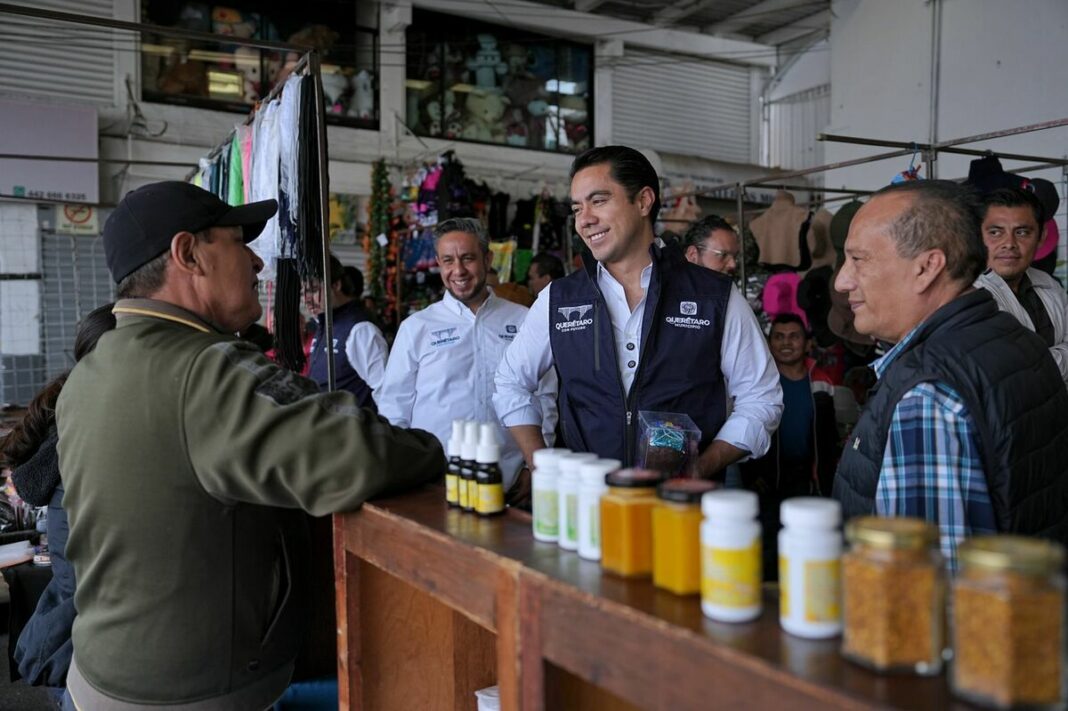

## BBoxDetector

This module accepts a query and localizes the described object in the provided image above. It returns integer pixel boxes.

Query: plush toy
[278,25,339,83]
[505,107,529,147]
[563,111,589,151]
[320,72,350,114]
[526,98,550,148]
[425,99,444,135]
[503,43,529,76]
[444,112,464,140]
[527,45,555,80]
[211,6,256,46]
[233,45,260,103]
[462,91,508,142]
[466,34,507,90]
[351,69,374,120]
[158,59,209,96]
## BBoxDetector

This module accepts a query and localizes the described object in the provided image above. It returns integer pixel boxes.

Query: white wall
[826,0,1068,190]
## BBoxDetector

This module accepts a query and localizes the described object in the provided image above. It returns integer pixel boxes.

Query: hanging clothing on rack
[227,132,244,206]
[278,73,303,260]
[249,99,282,281]
[750,190,810,269]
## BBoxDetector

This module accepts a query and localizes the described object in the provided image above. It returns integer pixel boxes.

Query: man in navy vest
[307,255,386,410]
[832,180,1068,570]
[495,146,782,497]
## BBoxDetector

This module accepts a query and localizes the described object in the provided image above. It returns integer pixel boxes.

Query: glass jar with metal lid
[600,468,662,577]
[652,479,718,595]
[841,516,945,675]
[951,535,1065,710]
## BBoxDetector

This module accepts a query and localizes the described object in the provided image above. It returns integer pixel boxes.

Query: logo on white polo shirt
[429,327,461,347]
[680,301,697,315]
[555,304,594,333]
[499,323,518,341]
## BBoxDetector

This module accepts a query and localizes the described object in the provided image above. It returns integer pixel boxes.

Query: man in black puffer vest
[495,146,783,499]
[832,180,1068,571]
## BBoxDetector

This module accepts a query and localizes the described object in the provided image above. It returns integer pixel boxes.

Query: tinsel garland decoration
[365,159,391,307]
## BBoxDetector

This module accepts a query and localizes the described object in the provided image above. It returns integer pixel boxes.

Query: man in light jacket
[974,187,1068,390]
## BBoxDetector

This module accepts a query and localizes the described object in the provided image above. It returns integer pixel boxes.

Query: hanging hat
[829,200,864,268]
[762,272,808,328]
[828,268,875,347]
[965,155,1060,222]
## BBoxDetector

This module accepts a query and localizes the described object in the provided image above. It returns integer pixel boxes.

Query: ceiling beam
[706,0,820,36]
[574,0,607,11]
[651,0,719,27]
[757,8,830,46]
[412,0,777,67]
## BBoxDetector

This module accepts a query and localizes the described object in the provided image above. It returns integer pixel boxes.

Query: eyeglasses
[695,245,740,261]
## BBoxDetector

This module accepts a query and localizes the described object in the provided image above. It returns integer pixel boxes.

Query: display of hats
[762,272,808,328]
[965,155,1060,222]
[830,200,864,268]
[1037,218,1060,261]
[828,267,875,347]
[797,265,834,342]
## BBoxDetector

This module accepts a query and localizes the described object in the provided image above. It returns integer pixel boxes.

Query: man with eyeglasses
[682,214,741,277]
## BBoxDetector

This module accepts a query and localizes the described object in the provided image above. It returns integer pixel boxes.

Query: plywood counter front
[333,486,977,711]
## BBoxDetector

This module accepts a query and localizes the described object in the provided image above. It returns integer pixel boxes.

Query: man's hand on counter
[506,465,532,511]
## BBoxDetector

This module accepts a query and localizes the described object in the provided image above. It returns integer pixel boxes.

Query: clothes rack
[732,117,1068,286]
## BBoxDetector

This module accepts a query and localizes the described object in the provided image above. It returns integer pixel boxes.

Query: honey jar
[652,479,717,595]
[952,535,1065,709]
[841,516,944,675]
[600,468,662,577]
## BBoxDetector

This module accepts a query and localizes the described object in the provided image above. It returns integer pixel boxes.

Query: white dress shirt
[494,266,783,461]
[344,321,388,394]
[378,290,558,487]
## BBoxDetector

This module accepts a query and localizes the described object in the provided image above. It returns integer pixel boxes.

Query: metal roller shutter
[0,0,119,106]
[612,49,753,163]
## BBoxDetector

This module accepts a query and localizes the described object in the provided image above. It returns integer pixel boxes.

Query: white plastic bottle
[531,448,571,542]
[556,453,598,551]
[577,459,621,561]
[700,490,762,623]
[778,497,843,639]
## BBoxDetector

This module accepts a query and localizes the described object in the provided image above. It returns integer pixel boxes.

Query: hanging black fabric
[297,74,324,282]
[273,258,305,373]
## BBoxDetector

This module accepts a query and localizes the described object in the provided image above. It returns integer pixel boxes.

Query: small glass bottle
[841,516,944,675]
[700,490,762,622]
[600,468,662,578]
[459,421,479,513]
[577,459,621,561]
[475,439,505,517]
[778,497,843,639]
[952,535,1065,710]
[557,452,598,551]
[531,448,571,542]
[445,419,465,507]
[653,479,717,595]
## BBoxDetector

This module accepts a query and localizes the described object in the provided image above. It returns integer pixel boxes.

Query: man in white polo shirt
[378,217,557,497]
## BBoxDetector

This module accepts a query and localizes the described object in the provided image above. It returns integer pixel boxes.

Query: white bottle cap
[701,489,758,520]
[478,423,498,446]
[557,452,598,480]
[781,497,841,529]
[476,441,501,465]
[462,421,480,461]
[448,419,466,458]
[532,447,571,470]
[579,459,621,486]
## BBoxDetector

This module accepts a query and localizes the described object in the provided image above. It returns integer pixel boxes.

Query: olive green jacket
[57,299,443,709]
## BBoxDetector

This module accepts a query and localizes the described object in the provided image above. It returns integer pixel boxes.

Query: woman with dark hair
[0,302,116,693]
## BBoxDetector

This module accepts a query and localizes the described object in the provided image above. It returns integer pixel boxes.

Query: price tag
[376,233,389,247]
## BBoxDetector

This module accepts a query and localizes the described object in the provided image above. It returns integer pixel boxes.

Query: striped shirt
[871,328,998,572]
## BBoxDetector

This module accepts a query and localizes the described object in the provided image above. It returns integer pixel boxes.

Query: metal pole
[310,51,336,392]
[934,117,1068,150]
[818,133,1068,167]
[735,183,746,291]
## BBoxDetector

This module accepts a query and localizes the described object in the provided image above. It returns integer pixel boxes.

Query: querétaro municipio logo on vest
[555,304,593,333]
[666,301,710,330]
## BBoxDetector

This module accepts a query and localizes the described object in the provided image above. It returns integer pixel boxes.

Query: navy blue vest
[308,300,376,410]
[833,290,1068,544]
[548,243,731,465]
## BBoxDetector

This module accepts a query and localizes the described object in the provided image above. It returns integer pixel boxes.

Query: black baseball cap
[103,181,278,284]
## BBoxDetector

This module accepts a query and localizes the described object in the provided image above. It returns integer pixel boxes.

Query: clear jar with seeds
[951,535,1065,710]
[841,516,945,675]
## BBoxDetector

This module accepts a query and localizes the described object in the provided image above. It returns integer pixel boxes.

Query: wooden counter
[333,486,977,710]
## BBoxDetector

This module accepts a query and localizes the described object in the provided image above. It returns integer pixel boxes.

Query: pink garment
[240,124,254,205]
[1036,218,1059,261]
[762,272,808,329]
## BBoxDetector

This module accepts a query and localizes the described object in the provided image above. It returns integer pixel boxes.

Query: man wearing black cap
[55,181,443,710]
[974,187,1068,390]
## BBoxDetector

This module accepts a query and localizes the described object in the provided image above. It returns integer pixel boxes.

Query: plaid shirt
[872,328,998,572]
